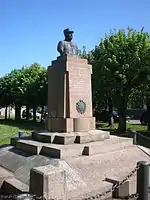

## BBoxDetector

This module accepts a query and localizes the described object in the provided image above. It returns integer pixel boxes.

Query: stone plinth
[46,55,95,132]
[30,165,67,200]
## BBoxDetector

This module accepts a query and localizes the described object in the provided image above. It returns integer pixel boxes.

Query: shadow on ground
[0,119,44,131]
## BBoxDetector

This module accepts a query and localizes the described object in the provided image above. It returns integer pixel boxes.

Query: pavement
[127,120,141,125]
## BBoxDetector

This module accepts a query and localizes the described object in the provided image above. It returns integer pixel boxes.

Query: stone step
[11,136,32,146]
[83,140,133,156]
[0,167,14,188]
[32,129,110,145]
[1,178,29,194]
[15,136,133,159]
[15,139,85,158]
[32,131,76,144]
[15,140,43,155]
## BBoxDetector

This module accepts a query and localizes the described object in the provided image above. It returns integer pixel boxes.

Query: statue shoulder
[58,40,65,46]
[72,42,78,49]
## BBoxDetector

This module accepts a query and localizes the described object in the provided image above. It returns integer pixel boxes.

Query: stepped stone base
[13,135,133,159]
[32,129,110,145]
[0,136,150,199]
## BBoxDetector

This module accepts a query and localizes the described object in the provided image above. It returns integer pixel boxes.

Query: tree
[129,83,150,131]
[23,63,47,121]
[89,27,150,132]
[0,63,48,121]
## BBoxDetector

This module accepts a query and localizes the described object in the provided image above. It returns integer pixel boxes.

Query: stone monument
[0,28,140,200]
[45,28,96,133]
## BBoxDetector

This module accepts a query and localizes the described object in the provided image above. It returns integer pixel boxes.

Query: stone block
[82,139,133,156]
[31,129,110,146]
[33,131,76,145]
[73,117,95,132]
[10,137,19,146]
[41,145,84,159]
[32,130,48,138]
[30,165,67,200]
[42,146,61,158]
[75,129,109,144]
[1,178,29,194]
[11,136,31,146]
[46,117,73,132]
[16,140,42,155]
[53,133,76,145]
[105,177,130,198]
[32,132,54,143]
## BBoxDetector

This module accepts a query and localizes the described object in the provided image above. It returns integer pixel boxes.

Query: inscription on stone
[69,71,90,96]
[68,66,92,118]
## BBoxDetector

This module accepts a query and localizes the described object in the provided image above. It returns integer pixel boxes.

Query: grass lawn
[96,122,148,134]
[0,119,44,145]
[97,122,150,148]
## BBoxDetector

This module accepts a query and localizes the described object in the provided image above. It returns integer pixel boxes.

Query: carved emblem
[76,100,86,114]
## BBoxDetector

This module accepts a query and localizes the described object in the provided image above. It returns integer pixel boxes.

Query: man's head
[63,28,74,42]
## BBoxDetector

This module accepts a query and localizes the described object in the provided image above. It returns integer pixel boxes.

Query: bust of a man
[57,28,78,56]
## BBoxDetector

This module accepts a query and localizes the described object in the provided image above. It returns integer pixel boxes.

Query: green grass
[96,122,147,134]
[96,122,150,148]
[0,119,44,145]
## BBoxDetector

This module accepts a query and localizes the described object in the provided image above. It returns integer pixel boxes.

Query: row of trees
[1,27,150,132]
[0,63,48,121]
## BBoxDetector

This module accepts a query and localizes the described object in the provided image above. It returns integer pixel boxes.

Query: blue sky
[0,0,150,77]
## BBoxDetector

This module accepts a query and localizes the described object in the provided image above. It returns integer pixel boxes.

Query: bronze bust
[57,28,78,56]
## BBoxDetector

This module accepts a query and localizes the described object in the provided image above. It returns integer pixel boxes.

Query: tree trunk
[33,105,36,122]
[108,98,114,127]
[118,96,128,133]
[146,98,150,131]
[15,104,21,120]
[8,106,11,119]
[5,106,8,120]
[26,104,30,120]
[41,105,44,122]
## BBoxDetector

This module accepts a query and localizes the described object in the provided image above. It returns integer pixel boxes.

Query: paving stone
[14,155,59,185]
[0,147,35,173]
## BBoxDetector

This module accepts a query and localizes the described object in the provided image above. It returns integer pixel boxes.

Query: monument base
[45,117,95,132]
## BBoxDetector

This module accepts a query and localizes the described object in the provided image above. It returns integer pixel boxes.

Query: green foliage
[89,27,150,131]
[0,63,48,111]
